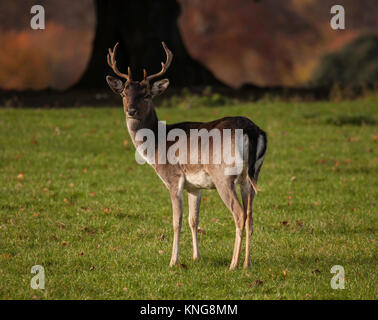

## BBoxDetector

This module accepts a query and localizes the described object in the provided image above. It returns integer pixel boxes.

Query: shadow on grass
[115,211,142,220]
[325,114,376,126]
[200,256,230,268]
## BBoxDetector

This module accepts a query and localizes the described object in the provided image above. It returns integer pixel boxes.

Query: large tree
[74,0,226,89]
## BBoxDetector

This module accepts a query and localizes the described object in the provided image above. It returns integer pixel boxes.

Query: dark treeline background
[0,0,377,102]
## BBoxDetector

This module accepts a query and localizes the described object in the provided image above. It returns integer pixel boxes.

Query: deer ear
[151,79,169,97]
[106,76,124,94]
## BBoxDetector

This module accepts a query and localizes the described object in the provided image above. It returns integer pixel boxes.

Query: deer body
[106,42,267,269]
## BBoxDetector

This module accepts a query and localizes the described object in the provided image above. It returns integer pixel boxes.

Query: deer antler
[107,42,132,81]
[144,42,173,82]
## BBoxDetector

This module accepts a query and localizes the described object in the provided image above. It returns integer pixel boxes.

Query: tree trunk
[73,0,226,89]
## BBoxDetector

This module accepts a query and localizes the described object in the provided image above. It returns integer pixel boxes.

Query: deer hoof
[229,263,237,270]
[169,261,178,267]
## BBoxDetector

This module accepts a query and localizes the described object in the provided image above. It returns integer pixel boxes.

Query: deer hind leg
[188,189,202,260]
[169,186,184,267]
[241,180,255,268]
[213,179,246,270]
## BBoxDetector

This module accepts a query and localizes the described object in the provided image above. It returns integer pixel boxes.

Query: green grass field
[0,95,377,299]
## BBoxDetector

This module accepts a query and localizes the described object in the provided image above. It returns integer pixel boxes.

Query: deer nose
[127,108,137,117]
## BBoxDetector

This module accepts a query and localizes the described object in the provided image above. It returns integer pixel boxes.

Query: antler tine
[107,42,131,81]
[145,42,173,82]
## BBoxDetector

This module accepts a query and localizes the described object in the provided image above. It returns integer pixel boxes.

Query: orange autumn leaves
[0,22,92,90]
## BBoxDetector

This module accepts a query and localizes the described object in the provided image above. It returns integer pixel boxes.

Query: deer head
[106,42,173,119]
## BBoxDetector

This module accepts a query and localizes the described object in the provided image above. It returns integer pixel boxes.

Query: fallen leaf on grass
[197,227,206,234]
[296,220,304,227]
[89,265,95,271]
[249,280,264,287]
[56,222,65,229]
[17,173,24,180]
[348,137,358,142]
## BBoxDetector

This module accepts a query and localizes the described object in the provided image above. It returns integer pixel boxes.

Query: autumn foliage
[0,22,93,90]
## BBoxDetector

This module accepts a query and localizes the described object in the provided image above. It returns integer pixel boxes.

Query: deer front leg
[188,189,201,260]
[169,189,183,267]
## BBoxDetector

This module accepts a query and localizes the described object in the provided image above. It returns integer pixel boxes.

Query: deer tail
[247,130,267,194]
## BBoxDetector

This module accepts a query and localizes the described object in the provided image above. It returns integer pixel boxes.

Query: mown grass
[0,95,377,300]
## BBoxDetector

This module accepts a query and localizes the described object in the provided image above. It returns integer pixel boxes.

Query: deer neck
[126,107,159,148]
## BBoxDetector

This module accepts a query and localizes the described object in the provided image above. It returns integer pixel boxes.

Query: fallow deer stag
[106,42,267,269]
